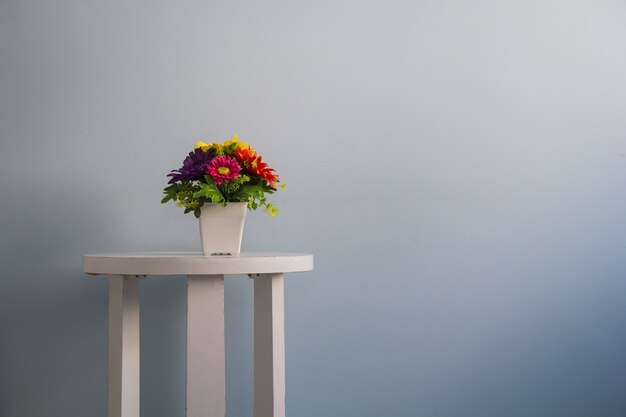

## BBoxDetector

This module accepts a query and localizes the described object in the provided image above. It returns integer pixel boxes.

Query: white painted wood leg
[108,275,141,417]
[186,275,226,417]
[254,273,286,417]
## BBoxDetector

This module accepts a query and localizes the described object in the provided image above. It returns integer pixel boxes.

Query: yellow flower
[223,134,239,147]
[263,203,279,217]
[223,134,255,152]
[211,142,223,152]
[193,140,222,152]
[194,140,225,153]
[194,141,212,152]
[279,183,286,191]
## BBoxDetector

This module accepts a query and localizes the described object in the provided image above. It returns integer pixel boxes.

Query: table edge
[82,252,314,276]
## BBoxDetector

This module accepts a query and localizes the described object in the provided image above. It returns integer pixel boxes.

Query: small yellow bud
[194,141,211,152]
[223,134,239,146]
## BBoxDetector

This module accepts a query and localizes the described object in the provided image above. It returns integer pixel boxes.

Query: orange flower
[234,147,279,187]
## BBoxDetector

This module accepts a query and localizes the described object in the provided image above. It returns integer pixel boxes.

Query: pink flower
[205,155,242,185]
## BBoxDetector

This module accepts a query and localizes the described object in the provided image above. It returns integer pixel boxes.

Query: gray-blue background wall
[1,0,625,416]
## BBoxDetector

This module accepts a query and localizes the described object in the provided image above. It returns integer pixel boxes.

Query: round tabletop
[83,252,314,276]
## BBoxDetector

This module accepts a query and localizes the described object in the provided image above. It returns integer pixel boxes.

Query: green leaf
[193,182,224,204]
[231,183,266,201]
[161,184,179,204]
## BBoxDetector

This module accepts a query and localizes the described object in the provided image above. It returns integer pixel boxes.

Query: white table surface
[83,251,314,276]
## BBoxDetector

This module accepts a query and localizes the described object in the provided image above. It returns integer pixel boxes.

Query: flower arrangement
[162,135,282,218]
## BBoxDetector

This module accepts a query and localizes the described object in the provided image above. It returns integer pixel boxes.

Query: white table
[83,252,314,417]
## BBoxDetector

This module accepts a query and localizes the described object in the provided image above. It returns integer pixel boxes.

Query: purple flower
[167,148,215,184]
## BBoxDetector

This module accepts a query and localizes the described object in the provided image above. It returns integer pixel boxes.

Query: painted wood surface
[186,275,226,417]
[108,275,141,417]
[89,254,313,417]
[254,274,286,417]
[84,252,313,276]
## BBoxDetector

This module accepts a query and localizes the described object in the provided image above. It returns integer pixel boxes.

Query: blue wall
[1,1,625,416]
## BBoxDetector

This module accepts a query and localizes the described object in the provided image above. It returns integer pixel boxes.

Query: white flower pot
[199,203,247,255]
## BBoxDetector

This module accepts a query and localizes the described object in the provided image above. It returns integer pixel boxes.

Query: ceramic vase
[198,203,247,255]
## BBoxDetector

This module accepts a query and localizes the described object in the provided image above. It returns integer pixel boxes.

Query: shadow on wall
[0,178,115,417]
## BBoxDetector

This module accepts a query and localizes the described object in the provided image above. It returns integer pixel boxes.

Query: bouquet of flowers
[162,135,282,218]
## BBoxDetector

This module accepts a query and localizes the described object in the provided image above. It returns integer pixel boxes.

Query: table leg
[186,275,226,417]
[108,275,141,417]
[254,273,286,417]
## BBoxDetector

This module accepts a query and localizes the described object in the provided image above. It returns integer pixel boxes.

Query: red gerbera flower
[234,147,279,187]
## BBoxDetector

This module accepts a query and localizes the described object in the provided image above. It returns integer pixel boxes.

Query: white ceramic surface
[198,202,247,255]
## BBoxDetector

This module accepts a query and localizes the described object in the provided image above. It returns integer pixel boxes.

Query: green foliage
[222,141,240,155]
[161,184,178,204]
[231,183,268,202]
[162,182,202,211]
[222,174,250,198]
[193,176,225,203]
